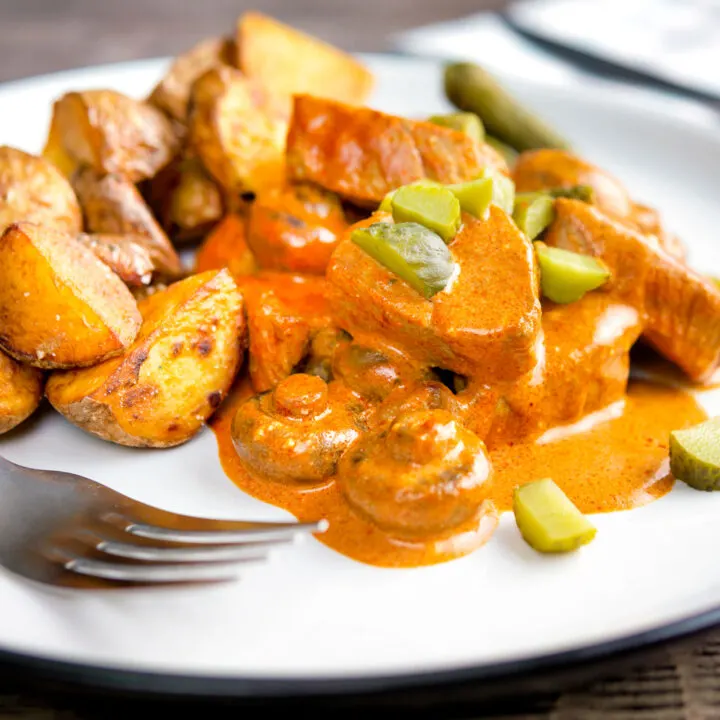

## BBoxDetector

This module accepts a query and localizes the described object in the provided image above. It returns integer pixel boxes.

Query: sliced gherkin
[513,192,555,240]
[428,112,485,143]
[513,478,596,553]
[378,179,440,213]
[391,184,461,242]
[670,417,720,491]
[535,242,611,304]
[351,222,456,299]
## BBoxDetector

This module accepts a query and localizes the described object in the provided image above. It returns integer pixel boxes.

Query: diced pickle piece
[351,222,455,299]
[670,417,720,491]
[535,242,610,304]
[513,478,596,553]
[486,135,518,166]
[428,112,485,143]
[548,185,595,203]
[391,184,461,242]
[481,167,515,216]
[446,177,493,219]
[513,193,555,240]
[379,179,440,213]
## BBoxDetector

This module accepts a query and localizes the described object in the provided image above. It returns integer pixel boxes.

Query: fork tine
[64,555,258,583]
[110,517,328,545]
[95,538,289,563]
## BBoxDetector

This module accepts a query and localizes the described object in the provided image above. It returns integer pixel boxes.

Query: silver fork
[0,456,327,588]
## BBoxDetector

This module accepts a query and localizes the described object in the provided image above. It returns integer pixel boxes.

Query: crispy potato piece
[0,350,43,434]
[0,223,141,369]
[149,37,235,123]
[247,183,348,274]
[0,146,81,234]
[235,12,373,105]
[286,95,508,206]
[72,167,181,277]
[47,90,180,183]
[46,269,245,448]
[75,233,154,286]
[196,214,257,280]
[148,157,225,243]
[188,66,289,194]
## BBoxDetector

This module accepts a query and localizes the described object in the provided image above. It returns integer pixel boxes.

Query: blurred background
[4,0,719,106]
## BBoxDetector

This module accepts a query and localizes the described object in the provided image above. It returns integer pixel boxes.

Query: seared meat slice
[545,199,720,382]
[327,207,541,381]
[513,150,684,258]
[486,293,643,448]
[238,273,333,392]
[286,95,507,207]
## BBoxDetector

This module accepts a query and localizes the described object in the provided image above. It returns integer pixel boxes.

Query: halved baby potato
[46,269,245,448]
[46,90,180,182]
[0,350,44,435]
[0,223,141,369]
[188,65,289,194]
[0,146,81,234]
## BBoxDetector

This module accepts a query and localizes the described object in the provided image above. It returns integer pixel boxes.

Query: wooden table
[1,1,719,717]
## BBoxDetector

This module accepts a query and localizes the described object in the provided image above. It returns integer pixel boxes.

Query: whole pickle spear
[351,222,456,299]
[445,62,571,152]
[514,478,596,553]
[670,417,720,491]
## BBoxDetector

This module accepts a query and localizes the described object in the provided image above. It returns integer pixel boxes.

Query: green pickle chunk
[351,222,456,299]
[548,185,595,203]
[513,478,597,553]
[446,177,494,219]
[391,184,461,242]
[378,179,440,213]
[428,112,485,143]
[670,417,720,491]
[535,243,610,304]
[513,193,555,240]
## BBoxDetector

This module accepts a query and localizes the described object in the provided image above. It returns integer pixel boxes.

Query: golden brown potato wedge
[195,213,257,280]
[149,37,235,124]
[235,12,373,105]
[188,66,288,194]
[0,350,43,435]
[46,269,245,448]
[75,233,155,286]
[0,223,141,369]
[46,90,180,183]
[72,166,182,277]
[0,146,81,234]
[147,156,225,243]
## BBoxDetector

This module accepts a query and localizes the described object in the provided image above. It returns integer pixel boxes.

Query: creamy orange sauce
[210,378,705,568]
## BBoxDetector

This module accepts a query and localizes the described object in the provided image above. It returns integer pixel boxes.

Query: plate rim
[1,51,719,699]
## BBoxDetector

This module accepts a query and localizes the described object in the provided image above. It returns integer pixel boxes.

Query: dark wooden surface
[1,1,719,718]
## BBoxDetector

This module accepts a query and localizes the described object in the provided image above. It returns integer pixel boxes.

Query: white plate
[1,53,720,698]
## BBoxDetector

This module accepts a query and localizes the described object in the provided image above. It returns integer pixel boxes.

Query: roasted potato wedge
[196,214,257,279]
[75,233,154,286]
[46,90,180,183]
[235,12,373,106]
[148,157,225,243]
[46,269,245,448]
[72,166,182,277]
[149,37,235,124]
[0,146,81,234]
[188,65,289,194]
[0,350,43,434]
[0,223,141,369]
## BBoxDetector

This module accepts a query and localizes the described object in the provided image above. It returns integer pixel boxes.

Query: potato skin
[0,223,141,369]
[0,146,81,234]
[48,90,180,183]
[0,350,43,434]
[46,269,245,448]
[75,233,154,287]
[149,37,235,124]
[72,167,182,277]
[188,66,289,194]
